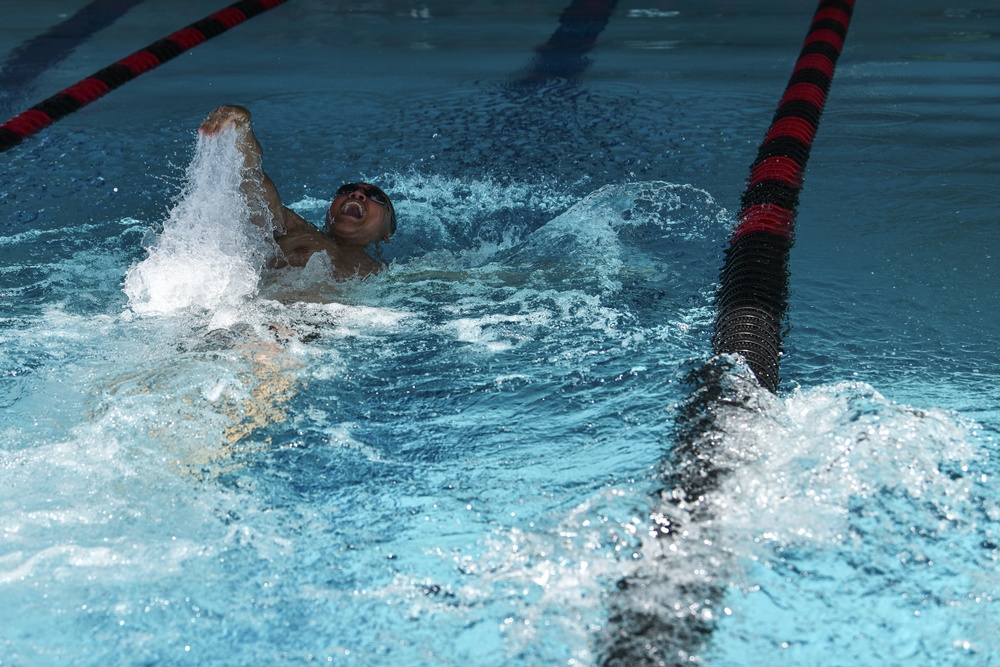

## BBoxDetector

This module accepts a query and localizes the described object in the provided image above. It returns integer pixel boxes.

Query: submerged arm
[198,105,289,235]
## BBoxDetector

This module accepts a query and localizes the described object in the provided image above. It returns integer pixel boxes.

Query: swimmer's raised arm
[196,104,396,279]
[198,105,288,234]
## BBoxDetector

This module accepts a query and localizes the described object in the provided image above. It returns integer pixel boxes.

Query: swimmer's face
[325,182,396,246]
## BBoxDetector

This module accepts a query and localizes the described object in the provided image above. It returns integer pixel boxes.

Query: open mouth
[341,200,365,219]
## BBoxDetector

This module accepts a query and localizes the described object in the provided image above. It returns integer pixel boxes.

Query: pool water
[1,1,998,665]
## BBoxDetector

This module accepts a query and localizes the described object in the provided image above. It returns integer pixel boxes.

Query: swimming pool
[1,0,997,664]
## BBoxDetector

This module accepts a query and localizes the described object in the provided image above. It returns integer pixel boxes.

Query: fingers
[198,105,251,136]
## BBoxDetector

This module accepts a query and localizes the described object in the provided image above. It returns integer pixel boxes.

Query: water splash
[123,131,279,324]
[599,367,994,665]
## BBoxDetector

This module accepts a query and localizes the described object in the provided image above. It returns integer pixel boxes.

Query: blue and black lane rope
[712,0,855,393]
[0,0,289,154]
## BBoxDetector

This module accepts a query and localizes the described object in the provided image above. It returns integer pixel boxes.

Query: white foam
[714,382,978,549]
[123,131,279,319]
[595,376,990,663]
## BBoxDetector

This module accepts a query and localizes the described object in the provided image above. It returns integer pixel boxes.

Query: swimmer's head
[325,182,397,246]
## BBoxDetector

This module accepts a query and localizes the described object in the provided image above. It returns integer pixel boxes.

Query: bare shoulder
[272,209,385,279]
[280,206,312,233]
[275,217,339,268]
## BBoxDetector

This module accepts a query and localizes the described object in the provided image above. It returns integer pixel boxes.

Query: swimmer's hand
[195,104,287,234]
[196,104,265,175]
[198,104,252,137]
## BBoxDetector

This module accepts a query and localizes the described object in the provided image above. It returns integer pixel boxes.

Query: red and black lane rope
[712,0,855,392]
[0,0,289,154]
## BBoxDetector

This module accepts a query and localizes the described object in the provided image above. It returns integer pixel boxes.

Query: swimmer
[198,104,397,279]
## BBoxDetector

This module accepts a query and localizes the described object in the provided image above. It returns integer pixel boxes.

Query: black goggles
[335,183,396,234]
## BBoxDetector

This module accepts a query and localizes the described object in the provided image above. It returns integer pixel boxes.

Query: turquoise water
[1,1,998,665]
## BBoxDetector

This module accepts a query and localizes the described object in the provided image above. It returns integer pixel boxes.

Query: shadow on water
[0,0,144,116]
[515,0,621,85]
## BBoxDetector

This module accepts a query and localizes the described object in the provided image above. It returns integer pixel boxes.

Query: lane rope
[712,0,855,392]
[0,0,289,153]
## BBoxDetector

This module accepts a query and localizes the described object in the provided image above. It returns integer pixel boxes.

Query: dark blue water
[1,1,998,665]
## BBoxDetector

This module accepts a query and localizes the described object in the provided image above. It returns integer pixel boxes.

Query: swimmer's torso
[275,208,381,278]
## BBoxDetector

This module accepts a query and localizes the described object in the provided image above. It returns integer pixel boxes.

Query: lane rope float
[0,0,289,154]
[712,0,855,393]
